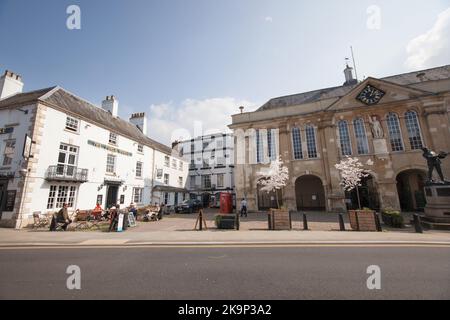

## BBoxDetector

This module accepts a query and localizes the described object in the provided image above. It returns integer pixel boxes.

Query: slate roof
[257,65,450,111]
[0,86,173,154]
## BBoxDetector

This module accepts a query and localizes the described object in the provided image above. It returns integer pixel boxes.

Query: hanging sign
[22,134,33,159]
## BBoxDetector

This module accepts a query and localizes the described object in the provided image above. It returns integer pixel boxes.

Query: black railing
[46,165,88,183]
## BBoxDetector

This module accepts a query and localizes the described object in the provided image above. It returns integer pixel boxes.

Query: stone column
[319,116,346,212]
[278,122,296,211]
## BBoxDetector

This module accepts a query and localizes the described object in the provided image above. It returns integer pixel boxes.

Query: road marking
[79,239,130,245]
[1,243,450,250]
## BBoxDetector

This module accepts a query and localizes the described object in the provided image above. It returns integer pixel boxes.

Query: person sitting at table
[50,203,72,231]
[92,203,103,220]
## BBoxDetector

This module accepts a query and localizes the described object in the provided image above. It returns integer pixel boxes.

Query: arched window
[267,129,277,160]
[405,110,423,150]
[338,120,352,156]
[353,118,369,155]
[386,113,404,152]
[291,127,303,160]
[255,129,264,164]
[305,125,318,158]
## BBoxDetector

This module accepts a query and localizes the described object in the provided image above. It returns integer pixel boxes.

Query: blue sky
[0,0,449,144]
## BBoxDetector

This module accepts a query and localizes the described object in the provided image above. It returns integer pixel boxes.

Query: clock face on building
[356,85,385,105]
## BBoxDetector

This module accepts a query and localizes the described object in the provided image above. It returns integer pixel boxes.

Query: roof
[257,64,450,111]
[152,185,189,193]
[0,86,173,154]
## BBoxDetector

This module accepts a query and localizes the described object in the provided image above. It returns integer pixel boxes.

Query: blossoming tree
[335,157,373,210]
[257,156,289,209]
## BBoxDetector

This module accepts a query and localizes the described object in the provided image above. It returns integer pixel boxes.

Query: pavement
[1,246,449,299]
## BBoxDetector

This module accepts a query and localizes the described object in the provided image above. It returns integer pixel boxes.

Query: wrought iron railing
[46,165,88,183]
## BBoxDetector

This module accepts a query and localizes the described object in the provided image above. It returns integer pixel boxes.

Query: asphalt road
[0,245,449,300]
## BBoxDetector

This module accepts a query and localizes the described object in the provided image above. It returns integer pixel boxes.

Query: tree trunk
[356,186,362,210]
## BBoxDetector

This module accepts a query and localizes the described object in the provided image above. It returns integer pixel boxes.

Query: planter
[381,211,404,228]
[268,208,291,230]
[348,210,379,231]
[215,214,236,230]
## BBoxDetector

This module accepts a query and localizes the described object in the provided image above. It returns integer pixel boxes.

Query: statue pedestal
[373,139,389,159]
[423,184,450,230]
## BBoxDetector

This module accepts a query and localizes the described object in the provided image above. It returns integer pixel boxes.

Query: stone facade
[230,65,450,213]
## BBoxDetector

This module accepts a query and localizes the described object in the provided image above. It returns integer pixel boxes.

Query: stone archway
[396,169,427,212]
[345,174,380,210]
[295,175,326,211]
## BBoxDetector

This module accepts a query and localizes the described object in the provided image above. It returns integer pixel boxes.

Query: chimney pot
[0,69,24,99]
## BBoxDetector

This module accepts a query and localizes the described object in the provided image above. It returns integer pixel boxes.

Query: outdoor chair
[32,211,49,229]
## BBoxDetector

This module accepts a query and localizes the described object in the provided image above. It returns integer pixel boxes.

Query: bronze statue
[422,147,449,184]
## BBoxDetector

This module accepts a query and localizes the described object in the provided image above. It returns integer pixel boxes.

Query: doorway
[0,180,7,219]
[295,175,325,211]
[396,169,426,211]
[345,175,380,210]
[106,185,118,209]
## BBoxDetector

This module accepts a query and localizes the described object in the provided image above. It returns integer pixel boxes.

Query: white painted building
[175,133,235,207]
[0,70,188,228]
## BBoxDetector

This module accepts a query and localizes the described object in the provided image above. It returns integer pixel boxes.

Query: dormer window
[65,116,79,132]
[109,132,117,145]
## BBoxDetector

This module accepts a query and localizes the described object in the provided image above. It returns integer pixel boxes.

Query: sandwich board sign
[128,212,137,227]
[117,213,124,232]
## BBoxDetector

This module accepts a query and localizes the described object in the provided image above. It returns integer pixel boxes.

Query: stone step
[421,221,450,231]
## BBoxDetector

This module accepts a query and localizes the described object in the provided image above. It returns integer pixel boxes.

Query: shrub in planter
[215,214,235,229]
[381,209,404,228]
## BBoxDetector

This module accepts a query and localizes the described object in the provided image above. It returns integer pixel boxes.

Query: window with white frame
[109,132,117,145]
[217,174,224,188]
[305,125,318,158]
[172,158,177,169]
[65,116,79,132]
[137,144,144,153]
[202,175,211,189]
[164,156,170,167]
[353,118,369,155]
[164,173,169,185]
[47,185,57,209]
[179,160,183,171]
[106,154,116,174]
[405,110,423,150]
[256,129,264,164]
[156,169,163,179]
[291,127,303,160]
[178,176,183,187]
[338,120,352,156]
[386,113,404,152]
[190,176,197,189]
[136,161,143,178]
[2,140,16,166]
[47,185,77,209]
[133,187,143,203]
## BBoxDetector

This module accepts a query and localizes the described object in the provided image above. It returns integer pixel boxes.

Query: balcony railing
[46,165,88,183]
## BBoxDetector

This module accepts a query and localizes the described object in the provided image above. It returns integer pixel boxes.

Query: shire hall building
[230,65,450,213]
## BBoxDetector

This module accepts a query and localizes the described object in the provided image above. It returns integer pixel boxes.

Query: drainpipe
[150,148,156,204]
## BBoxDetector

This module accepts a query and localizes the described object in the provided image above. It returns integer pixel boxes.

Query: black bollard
[303,213,309,230]
[374,212,382,232]
[199,211,203,231]
[338,213,346,231]
[413,214,423,233]
[235,211,240,231]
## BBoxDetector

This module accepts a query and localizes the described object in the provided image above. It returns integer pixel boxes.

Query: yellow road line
[1,243,450,250]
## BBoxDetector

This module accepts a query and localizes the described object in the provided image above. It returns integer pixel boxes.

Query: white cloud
[145,97,257,145]
[264,16,273,23]
[405,7,450,70]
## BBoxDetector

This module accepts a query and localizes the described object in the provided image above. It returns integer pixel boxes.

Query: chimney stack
[343,64,357,86]
[130,112,147,135]
[0,70,24,100]
[102,95,118,117]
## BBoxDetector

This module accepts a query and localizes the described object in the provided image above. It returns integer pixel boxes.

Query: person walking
[240,198,248,218]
